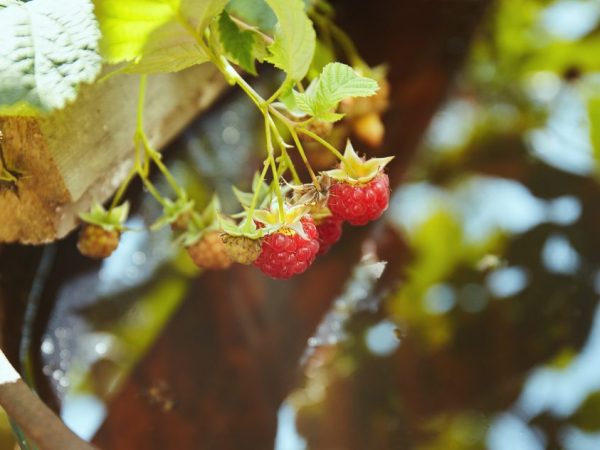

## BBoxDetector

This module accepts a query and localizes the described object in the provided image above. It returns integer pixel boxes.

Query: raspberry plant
[78,0,394,279]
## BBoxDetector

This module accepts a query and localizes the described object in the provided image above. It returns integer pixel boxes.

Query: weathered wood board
[0,66,227,245]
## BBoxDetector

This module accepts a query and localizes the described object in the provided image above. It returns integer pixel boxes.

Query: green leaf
[293,62,378,122]
[264,0,315,81]
[317,62,380,103]
[94,0,227,73]
[122,21,208,74]
[218,11,256,75]
[226,0,276,32]
[0,0,101,112]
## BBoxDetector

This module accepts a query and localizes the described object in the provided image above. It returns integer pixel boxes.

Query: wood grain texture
[0,65,227,245]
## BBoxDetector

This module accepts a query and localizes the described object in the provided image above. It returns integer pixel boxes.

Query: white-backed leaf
[0,0,101,111]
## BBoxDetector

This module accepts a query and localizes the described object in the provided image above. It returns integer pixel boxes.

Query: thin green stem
[229,14,274,45]
[281,147,301,184]
[141,134,185,198]
[298,127,346,162]
[266,76,290,105]
[265,115,285,221]
[288,127,320,189]
[268,119,301,184]
[110,165,136,209]
[246,160,270,221]
[141,176,167,207]
[135,75,186,202]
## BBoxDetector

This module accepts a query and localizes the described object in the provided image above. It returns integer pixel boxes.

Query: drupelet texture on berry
[254,217,320,279]
[187,231,232,270]
[77,224,120,259]
[222,234,262,265]
[316,216,343,255]
[328,173,390,225]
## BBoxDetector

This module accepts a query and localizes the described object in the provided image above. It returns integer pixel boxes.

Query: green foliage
[0,0,101,112]
[218,11,257,75]
[94,0,228,73]
[293,63,379,122]
[471,0,600,84]
[226,0,277,32]
[264,0,316,81]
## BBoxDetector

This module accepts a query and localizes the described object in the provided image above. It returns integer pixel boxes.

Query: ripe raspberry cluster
[77,141,392,280]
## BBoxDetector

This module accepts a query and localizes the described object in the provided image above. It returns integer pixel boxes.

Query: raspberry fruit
[77,224,120,259]
[78,202,128,259]
[187,231,232,270]
[323,141,393,226]
[328,173,390,225]
[316,216,343,255]
[254,217,320,279]
[222,235,262,265]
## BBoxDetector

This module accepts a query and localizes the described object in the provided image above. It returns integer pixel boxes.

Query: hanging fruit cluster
[78,0,393,279]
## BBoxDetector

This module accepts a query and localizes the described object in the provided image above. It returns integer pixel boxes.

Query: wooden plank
[0,65,227,245]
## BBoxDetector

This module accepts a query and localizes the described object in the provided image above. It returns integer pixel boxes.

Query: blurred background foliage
[288,0,600,449]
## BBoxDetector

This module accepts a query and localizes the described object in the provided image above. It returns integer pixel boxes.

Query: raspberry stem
[265,114,285,222]
[297,127,346,162]
[247,160,270,219]
[288,126,321,190]
[136,76,186,200]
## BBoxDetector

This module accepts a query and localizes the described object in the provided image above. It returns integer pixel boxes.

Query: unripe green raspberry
[221,234,262,265]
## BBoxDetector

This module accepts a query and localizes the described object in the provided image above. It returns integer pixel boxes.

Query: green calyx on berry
[232,171,272,210]
[179,195,222,247]
[220,216,265,240]
[79,202,130,231]
[150,195,195,231]
[324,140,393,184]
[253,200,312,240]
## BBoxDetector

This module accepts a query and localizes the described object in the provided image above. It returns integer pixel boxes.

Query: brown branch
[0,350,97,450]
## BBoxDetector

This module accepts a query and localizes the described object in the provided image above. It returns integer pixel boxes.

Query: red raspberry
[327,173,390,225]
[316,216,343,255]
[186,231,232,270]
[254,217,320,279]
[77,224,120,259]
